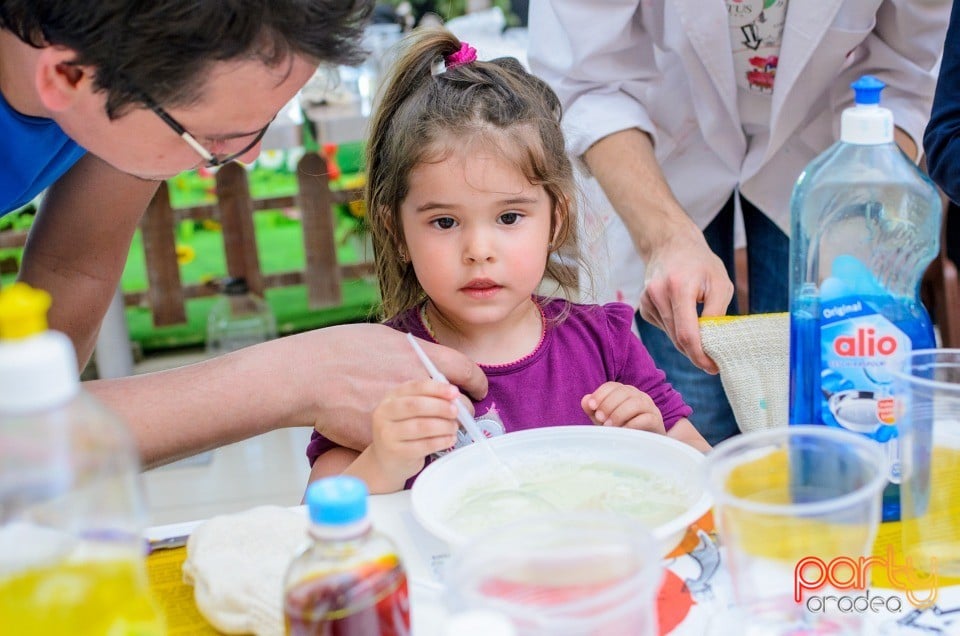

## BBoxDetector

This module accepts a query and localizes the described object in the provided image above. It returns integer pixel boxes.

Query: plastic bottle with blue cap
[788,76,941,521]
[282,475,410,635]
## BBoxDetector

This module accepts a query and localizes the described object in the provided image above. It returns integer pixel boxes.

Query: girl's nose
[462,230,496,263]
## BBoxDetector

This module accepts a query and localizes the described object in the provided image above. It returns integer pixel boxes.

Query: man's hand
[638,225,732,374]
[302,324,487,450]
[584,128,732,374]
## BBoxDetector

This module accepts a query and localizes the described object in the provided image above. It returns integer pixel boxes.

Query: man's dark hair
[0,0,372,118]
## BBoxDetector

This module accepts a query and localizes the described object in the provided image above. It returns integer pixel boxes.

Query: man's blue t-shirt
[1,90,87,216]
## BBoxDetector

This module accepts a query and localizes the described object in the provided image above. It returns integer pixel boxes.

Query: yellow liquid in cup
[720,449,874,562]
[902,446,960,582]
[0,559,165,635]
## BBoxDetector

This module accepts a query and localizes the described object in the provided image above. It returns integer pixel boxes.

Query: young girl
[307,28,710,493]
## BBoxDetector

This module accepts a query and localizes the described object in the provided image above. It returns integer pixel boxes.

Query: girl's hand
[581,382,666,435]
[364,379,461,489]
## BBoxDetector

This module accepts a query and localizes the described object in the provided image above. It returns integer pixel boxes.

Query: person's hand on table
[638,226,732,375]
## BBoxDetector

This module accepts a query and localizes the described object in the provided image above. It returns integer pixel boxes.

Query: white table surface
[146,492,960,635]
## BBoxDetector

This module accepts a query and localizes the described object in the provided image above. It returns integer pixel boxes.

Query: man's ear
[34,46,90,113]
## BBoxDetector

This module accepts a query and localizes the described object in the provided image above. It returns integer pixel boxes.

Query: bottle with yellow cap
[0,283,165,635]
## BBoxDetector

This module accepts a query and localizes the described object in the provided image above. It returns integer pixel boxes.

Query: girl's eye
[431,217,457,230]
[499,211,522,225]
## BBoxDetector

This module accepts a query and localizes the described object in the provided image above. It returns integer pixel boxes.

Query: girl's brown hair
[366,27,581,321]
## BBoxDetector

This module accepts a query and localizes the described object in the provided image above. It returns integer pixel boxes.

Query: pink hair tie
[445,42,477,70]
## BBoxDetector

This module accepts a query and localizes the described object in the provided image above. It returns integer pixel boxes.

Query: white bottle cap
[443,609,517,636]
[0,330,79,414]
[840,76,894,145]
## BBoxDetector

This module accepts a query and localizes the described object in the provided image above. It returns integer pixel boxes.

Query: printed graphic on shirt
[431,405,506,458]
[726,0,788,94]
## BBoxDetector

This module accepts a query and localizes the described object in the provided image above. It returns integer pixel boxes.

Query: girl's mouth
[461,280,502,298]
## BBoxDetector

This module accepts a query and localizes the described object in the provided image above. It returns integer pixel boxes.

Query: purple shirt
[306,298,691,470]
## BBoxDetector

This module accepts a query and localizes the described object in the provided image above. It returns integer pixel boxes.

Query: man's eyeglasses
[141,93,272,167]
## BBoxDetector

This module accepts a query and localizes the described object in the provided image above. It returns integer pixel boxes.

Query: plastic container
[442,609,517,636]
[442,512,662,636]
[788,75,942,521]
[0,283,164,634]
[282,476,410,635]
[410,426,711,558]
[703,426,886,634]
[205,277,277,356]
[891,349,960,578]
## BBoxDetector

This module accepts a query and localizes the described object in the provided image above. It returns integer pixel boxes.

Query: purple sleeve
[306,430,338,467]
[603,302,692,431]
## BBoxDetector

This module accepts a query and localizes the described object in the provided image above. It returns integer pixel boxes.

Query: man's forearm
[583,128,701,258]
[583,127,733,372]
[18,155,158,367]
[894,126,919,163]
[84,323,486,471]
[86,343,308,470]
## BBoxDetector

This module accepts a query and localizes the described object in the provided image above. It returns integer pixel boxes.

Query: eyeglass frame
[140,92,272,167]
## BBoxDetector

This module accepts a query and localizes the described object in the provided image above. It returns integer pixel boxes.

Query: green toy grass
[1,142,382,352]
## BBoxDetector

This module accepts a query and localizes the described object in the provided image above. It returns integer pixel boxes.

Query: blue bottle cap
[851,75,885,105]
[305,476,368,525]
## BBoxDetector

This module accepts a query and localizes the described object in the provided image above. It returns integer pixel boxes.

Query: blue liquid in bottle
[788,77,941,522]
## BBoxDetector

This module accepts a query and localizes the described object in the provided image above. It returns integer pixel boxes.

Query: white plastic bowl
[410,426,712,557]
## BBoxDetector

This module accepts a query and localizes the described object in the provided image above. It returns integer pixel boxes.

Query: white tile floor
[135,348,314,527]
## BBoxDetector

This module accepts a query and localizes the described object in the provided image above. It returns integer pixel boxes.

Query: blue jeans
[636,195,789,446]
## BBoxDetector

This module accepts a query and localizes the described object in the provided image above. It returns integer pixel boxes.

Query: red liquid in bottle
[284,556,410,636]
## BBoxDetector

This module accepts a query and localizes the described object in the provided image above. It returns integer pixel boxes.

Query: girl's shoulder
[384,304,430,339]
[538,296,635,335]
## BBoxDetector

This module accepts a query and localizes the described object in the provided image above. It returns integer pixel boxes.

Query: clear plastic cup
[442,512,662,636]
[704,426,887,635]
[893,349,960,583]
[0,393,164,633]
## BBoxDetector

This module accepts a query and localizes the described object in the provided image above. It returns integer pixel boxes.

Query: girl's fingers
[582,381,622,414]
[393,393,459,420]
[389,378,461,400]
[393,417,459,443]
[405,434,459,457]
[606,391,656,424]
[592,384,635,423]
[622,412,666,434]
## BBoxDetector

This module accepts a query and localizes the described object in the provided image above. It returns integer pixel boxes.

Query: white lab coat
[528,0,949,305]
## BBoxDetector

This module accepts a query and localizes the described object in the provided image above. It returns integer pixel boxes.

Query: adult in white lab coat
[529,0,949,444]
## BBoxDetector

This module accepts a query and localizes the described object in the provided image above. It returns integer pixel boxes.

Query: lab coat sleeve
[527,0,660,158]
[834,0,950,157]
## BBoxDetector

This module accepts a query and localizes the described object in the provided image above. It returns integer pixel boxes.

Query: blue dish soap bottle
[788,76,941,521]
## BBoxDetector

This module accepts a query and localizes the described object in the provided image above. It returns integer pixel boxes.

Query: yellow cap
[0,283,51,339]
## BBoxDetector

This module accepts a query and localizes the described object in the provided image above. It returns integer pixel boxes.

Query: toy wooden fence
[124,151,372,326]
